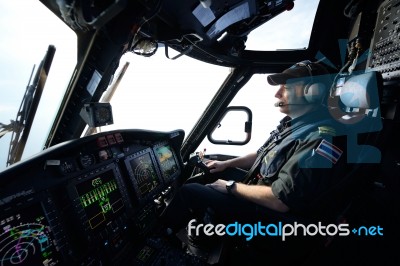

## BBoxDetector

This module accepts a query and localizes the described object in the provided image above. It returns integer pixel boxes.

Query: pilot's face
[274,82,309,117]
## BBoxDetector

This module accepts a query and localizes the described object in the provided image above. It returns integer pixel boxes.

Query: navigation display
[75,169,125,230]
[154,144,179,181]
[126,150,161,200]
[0,202,62,266]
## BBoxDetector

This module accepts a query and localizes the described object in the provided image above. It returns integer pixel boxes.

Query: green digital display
[76,170,124,230]
[129,152,160,198]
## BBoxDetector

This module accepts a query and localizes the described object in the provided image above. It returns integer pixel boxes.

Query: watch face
[226,180,235,194]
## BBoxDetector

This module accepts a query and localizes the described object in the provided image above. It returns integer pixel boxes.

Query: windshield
[0,1,76,170]
[104,52,229,133]
[0,0,319,171]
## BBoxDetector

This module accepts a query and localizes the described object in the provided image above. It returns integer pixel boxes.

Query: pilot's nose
[274,85,285,99]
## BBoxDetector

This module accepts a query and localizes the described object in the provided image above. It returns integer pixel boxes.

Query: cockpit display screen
[126,151,161,199]
[0,202,62,265]
[154,144,179,181]
[75,170,125,230]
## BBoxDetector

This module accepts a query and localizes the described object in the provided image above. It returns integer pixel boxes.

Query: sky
[0,0,319,171]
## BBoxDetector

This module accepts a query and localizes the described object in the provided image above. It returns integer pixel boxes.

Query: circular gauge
[79,154,95,168]
[95,106,113,125]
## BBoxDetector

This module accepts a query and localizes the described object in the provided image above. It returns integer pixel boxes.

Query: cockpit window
[104,52,229,133]
[0,2,77,171]
[246,0,320,51]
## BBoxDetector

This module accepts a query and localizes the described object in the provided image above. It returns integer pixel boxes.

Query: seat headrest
[340,72,381,109]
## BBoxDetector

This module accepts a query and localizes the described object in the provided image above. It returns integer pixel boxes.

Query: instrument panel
[0,129,186,265]
[367,0,400,80]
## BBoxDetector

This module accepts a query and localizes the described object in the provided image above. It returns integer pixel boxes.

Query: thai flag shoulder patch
[315,139,343,164]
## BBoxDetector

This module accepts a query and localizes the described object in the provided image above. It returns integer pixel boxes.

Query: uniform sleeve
[271,133,347,213]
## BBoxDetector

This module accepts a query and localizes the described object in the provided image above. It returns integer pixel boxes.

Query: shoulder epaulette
[318,126,336,136]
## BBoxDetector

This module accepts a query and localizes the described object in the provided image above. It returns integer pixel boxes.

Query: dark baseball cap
[267,60,331,85]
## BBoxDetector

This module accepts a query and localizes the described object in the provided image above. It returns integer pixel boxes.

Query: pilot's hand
[206,160,229,173]
[206,179,228,194]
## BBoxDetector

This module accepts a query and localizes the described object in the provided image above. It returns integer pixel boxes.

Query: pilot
[161,61,350,250]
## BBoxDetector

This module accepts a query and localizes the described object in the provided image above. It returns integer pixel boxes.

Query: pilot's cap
[267,60,330,85]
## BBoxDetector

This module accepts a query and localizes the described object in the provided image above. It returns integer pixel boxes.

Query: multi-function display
[0,202,62,266]
[75,169,125,230]
[154,144,179,181]
[128,151,161,199]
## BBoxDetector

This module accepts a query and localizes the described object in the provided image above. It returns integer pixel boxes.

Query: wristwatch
[226,180,236,194]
